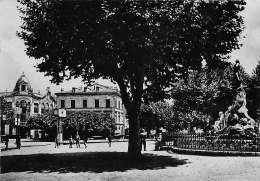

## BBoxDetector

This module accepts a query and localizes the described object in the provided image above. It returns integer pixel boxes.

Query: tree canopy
[18,0,246,157]
[63,111,115,137]
[171,63,250,118]
[26,110,115,139]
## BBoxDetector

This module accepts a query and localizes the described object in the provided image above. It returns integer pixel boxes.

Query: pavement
[1,139,260,181]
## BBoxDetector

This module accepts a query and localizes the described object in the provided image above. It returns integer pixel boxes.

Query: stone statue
[212,60,257,138]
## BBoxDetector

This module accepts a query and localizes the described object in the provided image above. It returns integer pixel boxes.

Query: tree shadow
[1,144,52,152]
[1,152,188,174]
[1,147,18,151]
[21,144,52,148]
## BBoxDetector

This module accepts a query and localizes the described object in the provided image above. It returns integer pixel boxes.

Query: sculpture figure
[233,59,242,89]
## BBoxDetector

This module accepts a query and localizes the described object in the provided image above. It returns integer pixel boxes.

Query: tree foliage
[250,60,260,88]
[247,60,260,119]
[26,111,57,130]
[18,0,246,157]
[63,111,115,136]
[172,63,250,119]
[140,101,173,131]
[26,111,58,139]
[26,110,115,139]
[0,97,15,125]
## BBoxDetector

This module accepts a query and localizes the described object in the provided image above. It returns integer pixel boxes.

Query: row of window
[33,103,53,113]
[60,99,111,109]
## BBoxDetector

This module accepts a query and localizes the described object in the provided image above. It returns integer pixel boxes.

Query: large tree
[18,0,245,158]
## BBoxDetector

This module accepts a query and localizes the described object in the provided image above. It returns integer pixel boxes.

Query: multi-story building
[0,73,56,138]
[55,83,128,136]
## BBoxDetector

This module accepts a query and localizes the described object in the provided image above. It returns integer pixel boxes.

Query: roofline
[55,91,121,97]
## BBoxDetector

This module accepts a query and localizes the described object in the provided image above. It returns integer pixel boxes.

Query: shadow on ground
[1,152,188,173]
[1,144,52,152]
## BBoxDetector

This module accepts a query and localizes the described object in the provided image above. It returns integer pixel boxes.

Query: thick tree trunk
[116,66,144,159]
[127,110,141,158]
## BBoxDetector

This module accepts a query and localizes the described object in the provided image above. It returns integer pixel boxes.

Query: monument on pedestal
[213,60,257,138]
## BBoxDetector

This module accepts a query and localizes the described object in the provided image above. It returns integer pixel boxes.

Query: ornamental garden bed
[161,133,260,156]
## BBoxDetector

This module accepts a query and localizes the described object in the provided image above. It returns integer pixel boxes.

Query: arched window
[20,100,27,108]
[34,103,39,113]
[21,84,26,92]
[16,101,20,107]
[27,102,31,112]
[41,103,45,114]
[46,103,49,111]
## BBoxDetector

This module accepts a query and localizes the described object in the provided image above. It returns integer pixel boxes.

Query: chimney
[72,87,76,93]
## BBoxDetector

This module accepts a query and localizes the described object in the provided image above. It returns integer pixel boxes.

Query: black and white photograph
[1,0,260,180]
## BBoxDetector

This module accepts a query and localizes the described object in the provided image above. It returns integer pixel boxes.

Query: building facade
[55,83,128,136]
[0,73,56,138]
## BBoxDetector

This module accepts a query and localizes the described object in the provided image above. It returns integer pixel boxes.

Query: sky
[0,0,260,94]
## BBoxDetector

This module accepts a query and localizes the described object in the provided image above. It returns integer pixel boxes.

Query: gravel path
[1,140,260,181]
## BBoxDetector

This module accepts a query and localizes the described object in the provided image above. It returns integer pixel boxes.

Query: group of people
[140,128,164,151]
[67,134,88,148]
[55,132,112,148]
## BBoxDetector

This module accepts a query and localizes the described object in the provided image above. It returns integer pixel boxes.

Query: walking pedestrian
[69,135,73,148]
[83,134,88,149]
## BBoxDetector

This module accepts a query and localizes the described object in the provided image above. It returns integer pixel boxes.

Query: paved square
[1,139,260,181]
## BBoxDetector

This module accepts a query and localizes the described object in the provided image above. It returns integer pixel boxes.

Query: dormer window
[96,86,100,92]
[21,85,26,92]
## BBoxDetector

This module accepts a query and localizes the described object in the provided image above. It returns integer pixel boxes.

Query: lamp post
[14,106,22,138]
[2,114,6,137]
[54,108,66,144]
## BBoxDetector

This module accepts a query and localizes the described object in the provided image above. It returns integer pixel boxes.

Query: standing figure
[155,132,162,151]
[55,136,59,148]
[140,129,147,151]
[16,136,21,149]
[69,135,73,148]
[5,136,9,150]
[107,132,112,147]
[75,134,80,148]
